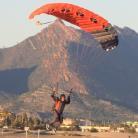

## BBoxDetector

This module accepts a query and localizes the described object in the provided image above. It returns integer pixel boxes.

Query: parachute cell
[29,3,118,51]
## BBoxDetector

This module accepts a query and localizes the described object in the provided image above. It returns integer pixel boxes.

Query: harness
[55,100,61,112]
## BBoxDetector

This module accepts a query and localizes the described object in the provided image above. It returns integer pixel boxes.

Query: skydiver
[46,88,72,131]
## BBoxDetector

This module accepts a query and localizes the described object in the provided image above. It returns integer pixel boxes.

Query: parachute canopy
[29,3,118,51]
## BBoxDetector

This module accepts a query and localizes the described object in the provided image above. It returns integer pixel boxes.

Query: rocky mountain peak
[0,21,138,120]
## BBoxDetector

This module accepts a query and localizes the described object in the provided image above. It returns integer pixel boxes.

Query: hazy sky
[0,0,138,47]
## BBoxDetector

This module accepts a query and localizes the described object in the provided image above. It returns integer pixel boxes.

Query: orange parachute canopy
[29,3,118,51]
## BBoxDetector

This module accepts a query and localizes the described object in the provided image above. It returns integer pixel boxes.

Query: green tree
[22,112,28,127]
[33,117,41,129]
[28,117,34,130]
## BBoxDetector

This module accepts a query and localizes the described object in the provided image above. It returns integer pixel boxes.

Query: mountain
[85,26,138,111]
[0,20,138,121]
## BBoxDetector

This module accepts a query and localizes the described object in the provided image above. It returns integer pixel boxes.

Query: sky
[0,0,138,47]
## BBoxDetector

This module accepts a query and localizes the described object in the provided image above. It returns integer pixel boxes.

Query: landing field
[0,132,138,138]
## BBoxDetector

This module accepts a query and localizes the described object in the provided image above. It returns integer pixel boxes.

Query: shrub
[90,128,98,133]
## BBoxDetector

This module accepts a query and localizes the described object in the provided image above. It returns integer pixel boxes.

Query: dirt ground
[0,132,138,138]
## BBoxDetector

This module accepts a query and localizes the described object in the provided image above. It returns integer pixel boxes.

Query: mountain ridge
[0,20,138,120]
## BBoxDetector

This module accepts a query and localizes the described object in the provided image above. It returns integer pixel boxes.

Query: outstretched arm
[65,88,73,104]
[51,94,58,101]
[51,89,58,101]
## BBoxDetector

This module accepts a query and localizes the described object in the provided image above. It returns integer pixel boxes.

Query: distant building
[135,128,138,133]
[116,127,125,132]
[125,121,138,128]
[79,119,92,126]
[80,126,110,132]
[62,118,76,126]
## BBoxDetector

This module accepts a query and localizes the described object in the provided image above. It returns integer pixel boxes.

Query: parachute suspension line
[79,43,90,63]
[42,34,53,88]
[89,48,104,69]
[42,28,48,50]
[75,39,88,73]
[75,42,81,73]
[28,39,37,50]
[86,40,101,65]
[79,34,103,62]
[50,82,59,95]
[55,82,59,94]
[87,48,96,67]
[67,28,89,73]
[37,34,44,50]
[35,20,54,26]
[88,48,97,64]
[81,36,98,61]
[35,20,54,50]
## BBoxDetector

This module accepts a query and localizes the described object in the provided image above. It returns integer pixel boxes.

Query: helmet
[60,94,65,99]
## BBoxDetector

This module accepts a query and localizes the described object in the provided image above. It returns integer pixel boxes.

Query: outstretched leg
[46,111,62,131]
[50,110,60,127]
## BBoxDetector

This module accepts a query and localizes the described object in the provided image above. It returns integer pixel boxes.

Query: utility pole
[24,127,29,138]
[38,129,40,138]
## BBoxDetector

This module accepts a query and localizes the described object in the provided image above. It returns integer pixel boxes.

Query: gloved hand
[52,87,56,95]
[69,88,73,96]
